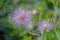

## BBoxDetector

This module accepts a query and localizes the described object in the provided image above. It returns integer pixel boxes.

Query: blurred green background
[0,0,60,40]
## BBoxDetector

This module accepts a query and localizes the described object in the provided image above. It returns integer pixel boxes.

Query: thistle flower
[10,7,33,29]
[38,21,52,32]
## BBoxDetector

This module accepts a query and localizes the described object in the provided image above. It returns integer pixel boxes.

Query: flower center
[42,24,47,30]
[18,14,24,20]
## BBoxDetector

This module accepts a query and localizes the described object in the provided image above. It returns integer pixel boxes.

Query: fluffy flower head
[38,21,52,31]
[10,7,33,28]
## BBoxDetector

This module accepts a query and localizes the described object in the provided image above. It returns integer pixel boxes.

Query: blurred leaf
[23,36,31,40]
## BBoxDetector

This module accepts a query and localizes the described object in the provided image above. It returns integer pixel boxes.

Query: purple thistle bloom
[37,21,52,36]
[10,7,33,28]
[38,21,52,32]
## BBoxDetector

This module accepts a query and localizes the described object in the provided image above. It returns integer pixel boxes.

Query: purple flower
[37,21,52,36]
[10,7,33,28]
[38,21,52,32]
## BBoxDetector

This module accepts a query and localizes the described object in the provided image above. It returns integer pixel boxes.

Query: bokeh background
[0,0,60,40]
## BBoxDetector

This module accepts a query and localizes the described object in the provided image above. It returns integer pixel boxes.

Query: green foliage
[0,0,60,40]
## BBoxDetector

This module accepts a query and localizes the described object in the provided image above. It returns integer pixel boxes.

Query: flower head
[10,7,33,28]
[38,21,52,32]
